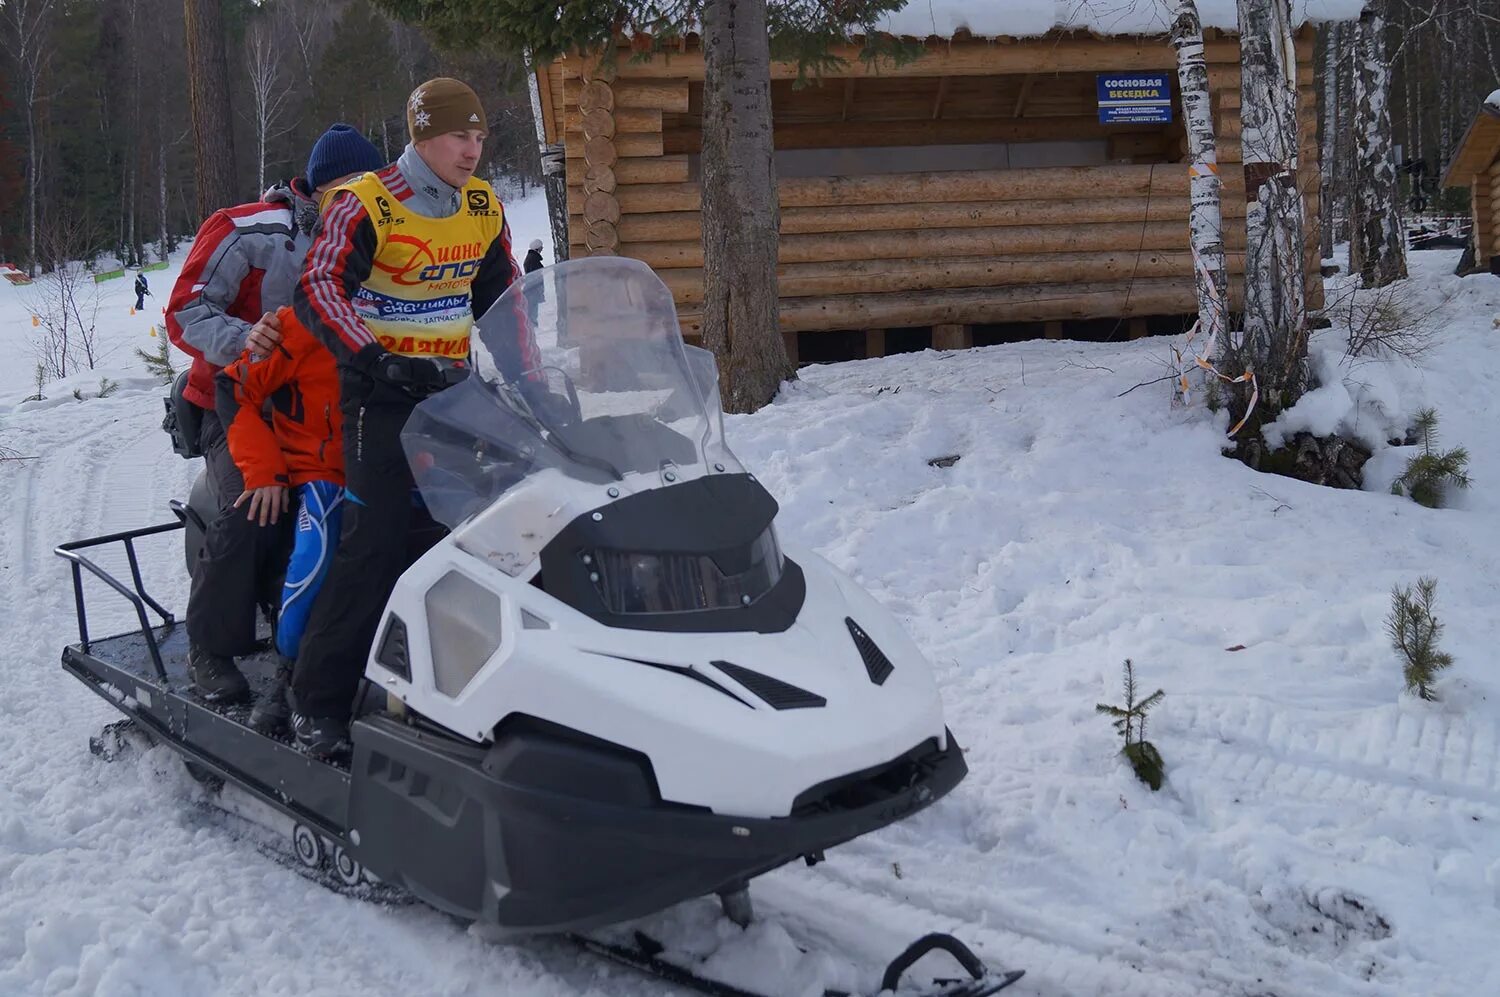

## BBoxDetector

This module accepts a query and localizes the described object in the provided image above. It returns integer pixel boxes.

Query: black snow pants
[185,408,292,656]
[291,368,444,722]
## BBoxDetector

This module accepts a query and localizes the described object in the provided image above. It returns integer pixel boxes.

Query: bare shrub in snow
[1096,659,1166,791]
[1390,409,1470,509]
[1329,279,1440,362]
[30,215,104,380]
[1386,577,1453,701]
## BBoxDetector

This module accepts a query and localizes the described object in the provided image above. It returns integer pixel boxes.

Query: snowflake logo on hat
[409,89,426,112]
[415,110,431,129]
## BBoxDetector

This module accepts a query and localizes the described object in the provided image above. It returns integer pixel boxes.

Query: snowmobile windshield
[401,256,740,540]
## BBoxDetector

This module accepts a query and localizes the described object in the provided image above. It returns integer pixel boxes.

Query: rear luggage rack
[54,519,186,677]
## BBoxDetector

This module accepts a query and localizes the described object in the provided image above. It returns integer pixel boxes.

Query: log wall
[548,29,1326,343]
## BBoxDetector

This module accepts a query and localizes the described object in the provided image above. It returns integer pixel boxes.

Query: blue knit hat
[306,124,384,191]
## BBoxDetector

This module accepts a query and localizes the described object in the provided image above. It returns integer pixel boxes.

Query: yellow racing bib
[338,171,505,359]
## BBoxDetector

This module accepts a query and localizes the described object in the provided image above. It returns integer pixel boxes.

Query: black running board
[62,638,352,843]
[573,930,1024,997]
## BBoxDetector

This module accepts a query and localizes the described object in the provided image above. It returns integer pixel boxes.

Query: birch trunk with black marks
[1350,7,1407,288]
[700,0,794,413]
[1235,0,1308,416]
[1319,22,1341,262]
[1172,0,1228,375]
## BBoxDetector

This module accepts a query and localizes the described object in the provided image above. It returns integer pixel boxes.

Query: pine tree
[371,0,914,413]
[1095,660,1167,791]
[134,333,175,383]
[1386,577,1453,701]
[184,0,240,214]
[1390,408,1470,509]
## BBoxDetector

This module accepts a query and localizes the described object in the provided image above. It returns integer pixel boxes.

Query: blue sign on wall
[1096,73,1173,124]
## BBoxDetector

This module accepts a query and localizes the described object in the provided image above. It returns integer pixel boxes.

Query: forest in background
[0,0,543,271]
[0,0,1492,272]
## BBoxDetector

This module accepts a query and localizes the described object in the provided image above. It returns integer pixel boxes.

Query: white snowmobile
[57,257,1023,996]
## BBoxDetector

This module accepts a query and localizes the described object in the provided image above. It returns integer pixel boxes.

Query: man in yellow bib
[289,77,538,755]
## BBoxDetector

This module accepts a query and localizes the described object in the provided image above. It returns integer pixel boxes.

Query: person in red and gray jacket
[165,124,385,704]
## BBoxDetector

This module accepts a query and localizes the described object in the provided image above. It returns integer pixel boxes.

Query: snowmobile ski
[573,930,1024,997]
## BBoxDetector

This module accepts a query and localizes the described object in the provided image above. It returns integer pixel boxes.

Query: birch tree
[1319,23,1342,261]
[1234,0,1309,418]
[1350,5,1408,287]
[1170,0,1229,402]
[245,16,293,195]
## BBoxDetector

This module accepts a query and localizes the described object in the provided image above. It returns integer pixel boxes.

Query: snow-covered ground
[2,224,1498,996]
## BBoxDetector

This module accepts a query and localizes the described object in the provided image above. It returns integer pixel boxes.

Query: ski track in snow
[3,240,1500,995]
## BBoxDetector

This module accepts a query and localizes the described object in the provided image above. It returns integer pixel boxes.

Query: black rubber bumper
[346,714,967,933]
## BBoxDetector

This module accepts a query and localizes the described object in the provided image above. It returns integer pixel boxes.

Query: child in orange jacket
[215,305,344,735]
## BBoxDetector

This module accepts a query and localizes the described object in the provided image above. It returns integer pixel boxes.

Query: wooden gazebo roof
[1443,112,1500,187]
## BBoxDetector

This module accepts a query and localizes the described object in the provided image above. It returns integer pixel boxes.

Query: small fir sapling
[1390,409,1470,509]
[1096,659,1166,790]
[1386,577,1454,701]
[134,334,176,383]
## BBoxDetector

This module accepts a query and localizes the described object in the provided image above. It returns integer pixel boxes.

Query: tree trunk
[184,0,239,216]
[1350,6,1408,288]
[1318,23,1340,261]
[1171,0,1229,390]
[1235,0,1308,420]
[700,0,793,413]
[525,51,570,262]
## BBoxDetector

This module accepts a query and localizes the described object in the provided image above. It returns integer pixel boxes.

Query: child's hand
[246,311,283,356]
[235,485,291,526]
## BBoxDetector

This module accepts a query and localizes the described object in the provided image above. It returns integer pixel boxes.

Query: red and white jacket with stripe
[293,160,537,383]
[166,179,319,410]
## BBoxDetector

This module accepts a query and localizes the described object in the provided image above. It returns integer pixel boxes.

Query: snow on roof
[875,0,1365,38]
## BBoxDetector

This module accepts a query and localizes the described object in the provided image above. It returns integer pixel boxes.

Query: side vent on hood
[712,660,826,710]
[376,614,411,681]
[846,618,894,686]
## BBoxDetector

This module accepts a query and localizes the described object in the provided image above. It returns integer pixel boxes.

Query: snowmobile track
[1168,699,1500,817]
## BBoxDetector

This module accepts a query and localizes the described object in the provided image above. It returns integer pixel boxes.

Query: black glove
[354,345,444,395]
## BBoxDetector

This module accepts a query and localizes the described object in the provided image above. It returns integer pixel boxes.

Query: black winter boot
[188,645,250,704]
[248,656,294,735]
[292,711,351,760]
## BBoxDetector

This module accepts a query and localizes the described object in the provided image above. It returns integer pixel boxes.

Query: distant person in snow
[134,271,150,311]
[523,238,545,327]
[165,124,385,706]
[523,238,544,275]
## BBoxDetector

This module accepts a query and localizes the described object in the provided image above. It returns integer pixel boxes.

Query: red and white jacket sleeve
[293,190,379,367]
[166,211,255,367]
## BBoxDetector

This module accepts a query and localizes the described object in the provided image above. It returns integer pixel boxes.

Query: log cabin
[533,3,1358,362]
[1443,103,1500,273]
